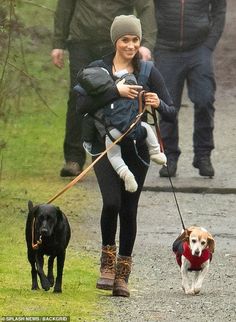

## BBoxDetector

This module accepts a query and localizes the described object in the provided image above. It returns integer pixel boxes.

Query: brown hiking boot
[96,245,116,290]
[112,255,132,297]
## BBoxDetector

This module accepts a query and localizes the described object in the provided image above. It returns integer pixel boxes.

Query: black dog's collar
[32,218,42,250]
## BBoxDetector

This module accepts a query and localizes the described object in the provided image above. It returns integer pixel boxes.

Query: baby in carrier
[81,68,167,193]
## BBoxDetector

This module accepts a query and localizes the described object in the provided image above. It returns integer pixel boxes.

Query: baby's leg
[106,129,138,192]
[141,122,167,165]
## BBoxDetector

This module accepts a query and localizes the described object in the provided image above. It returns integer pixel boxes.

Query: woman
[77,15,176,297]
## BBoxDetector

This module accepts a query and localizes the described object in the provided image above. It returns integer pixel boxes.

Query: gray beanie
[110,15,142,45]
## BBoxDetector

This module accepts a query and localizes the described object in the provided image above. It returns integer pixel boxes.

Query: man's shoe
[193,156,214,177]
[60,161,82,177]
[159,158,177,177]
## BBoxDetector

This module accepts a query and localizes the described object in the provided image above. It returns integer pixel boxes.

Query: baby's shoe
[150,152,167,165]
[120,169,138,193]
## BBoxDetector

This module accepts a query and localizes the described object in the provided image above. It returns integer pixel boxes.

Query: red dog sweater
[173,240,212,271]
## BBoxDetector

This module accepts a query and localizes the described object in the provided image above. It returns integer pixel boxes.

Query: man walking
[51,0,156,177]
[154,0,226,177]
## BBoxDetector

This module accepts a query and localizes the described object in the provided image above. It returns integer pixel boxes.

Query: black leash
[151,107,186,231]
[166,168,186,230]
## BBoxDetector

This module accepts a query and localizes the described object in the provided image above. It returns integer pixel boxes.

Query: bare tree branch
[11,3,58,116]
[21,0,54,13]
[7,61,37,80]
[0,153,3,187]
[0,0,58,118]
[7,61,58,118]
[0,0,13,87]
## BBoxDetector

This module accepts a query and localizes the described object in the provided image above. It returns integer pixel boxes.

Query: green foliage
[0,84,107,321]
[0,0,63,122]
[0,1,107,321]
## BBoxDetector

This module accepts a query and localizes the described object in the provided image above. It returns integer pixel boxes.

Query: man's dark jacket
[154,0,226,51]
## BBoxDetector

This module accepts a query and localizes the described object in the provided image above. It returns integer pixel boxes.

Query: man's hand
[51,49,65,69]
[139,46,152,61]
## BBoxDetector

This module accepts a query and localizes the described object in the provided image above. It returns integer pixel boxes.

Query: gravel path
[73,2,236,320]
[76,185,236,322]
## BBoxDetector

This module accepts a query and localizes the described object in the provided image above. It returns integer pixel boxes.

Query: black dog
[26,200,71,292]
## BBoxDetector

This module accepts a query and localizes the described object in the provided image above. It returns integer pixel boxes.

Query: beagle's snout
[194,249,200,256]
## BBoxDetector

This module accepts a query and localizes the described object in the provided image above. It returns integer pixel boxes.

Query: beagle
[173,226,215,295]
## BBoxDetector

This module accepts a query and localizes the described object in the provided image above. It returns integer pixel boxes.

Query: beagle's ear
[175,228,191,242]
[187,226,196,234]
[207,233,215,253]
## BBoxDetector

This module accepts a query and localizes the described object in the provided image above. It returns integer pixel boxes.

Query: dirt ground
[73,1,236,321]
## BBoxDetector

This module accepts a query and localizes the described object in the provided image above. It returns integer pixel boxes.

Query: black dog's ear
[28,200,39,216]
[56,207,64,220]
[55,206,65,230]
[28,200,34,212]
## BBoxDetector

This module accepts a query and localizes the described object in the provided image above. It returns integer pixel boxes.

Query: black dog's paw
[53,287,62,293]
[41,279,51,291]
[43,285,51,291]
[53,283,62,293]
[31,285,40,291]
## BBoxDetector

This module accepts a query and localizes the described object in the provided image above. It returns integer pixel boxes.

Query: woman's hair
[133,52,142,74]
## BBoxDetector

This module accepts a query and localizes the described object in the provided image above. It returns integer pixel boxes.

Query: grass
[0,1,107,321]
[0,93,107,321]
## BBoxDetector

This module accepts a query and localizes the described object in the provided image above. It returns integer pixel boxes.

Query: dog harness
[174,241,212,271]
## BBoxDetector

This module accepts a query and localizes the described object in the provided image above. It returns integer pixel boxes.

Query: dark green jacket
[53,0,157,52]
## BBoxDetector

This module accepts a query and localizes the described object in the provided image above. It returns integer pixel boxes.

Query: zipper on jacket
[180,0,185,48]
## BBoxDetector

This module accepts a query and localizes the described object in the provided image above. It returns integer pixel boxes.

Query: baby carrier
[75,60,153,148]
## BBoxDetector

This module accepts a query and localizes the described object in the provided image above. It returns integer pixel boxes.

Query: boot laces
[101,248,116,273]
[116,259,131,280]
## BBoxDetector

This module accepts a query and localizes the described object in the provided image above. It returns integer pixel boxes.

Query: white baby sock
[150,152,167,165]
[119,168,138,193]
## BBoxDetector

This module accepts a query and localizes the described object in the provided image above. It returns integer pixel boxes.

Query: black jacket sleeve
[76,85,120,115]
[204,0,226,50]
[147,66,177,122]
[75,60,120,115]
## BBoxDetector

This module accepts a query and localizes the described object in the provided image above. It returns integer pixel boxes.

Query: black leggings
[93,141,149,256]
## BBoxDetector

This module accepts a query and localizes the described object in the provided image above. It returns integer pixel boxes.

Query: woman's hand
[144,92,160,108]
[116,79,143,99]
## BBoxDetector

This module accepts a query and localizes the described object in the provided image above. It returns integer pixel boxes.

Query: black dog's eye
[38,215,44,222]
[47,215,54,223]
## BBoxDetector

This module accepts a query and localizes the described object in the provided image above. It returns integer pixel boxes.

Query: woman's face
[115,35,140,60]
